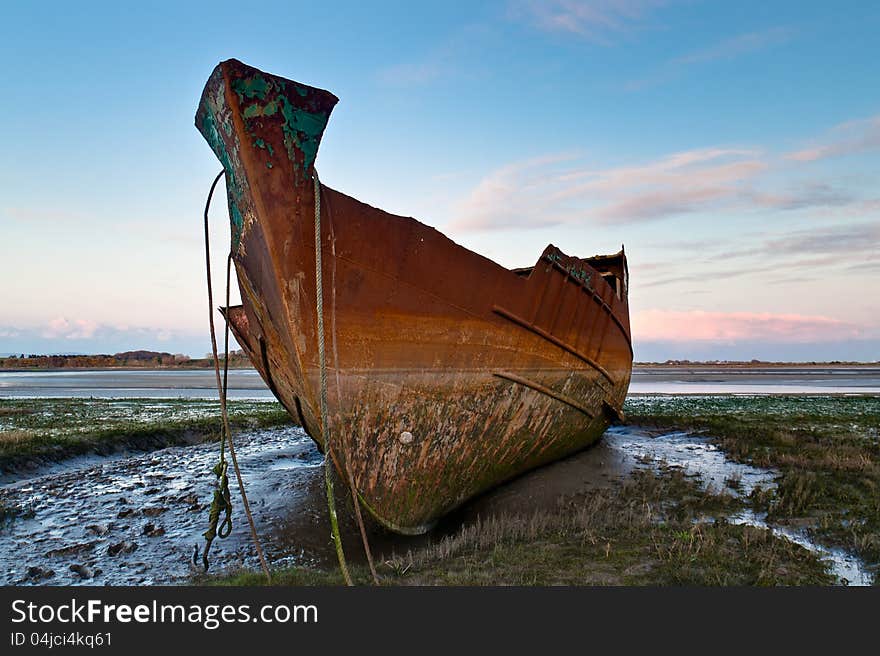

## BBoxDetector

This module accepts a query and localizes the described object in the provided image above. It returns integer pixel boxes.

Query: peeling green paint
[197,62,337,253]
[277,94,328,173]
[229,203,244,239]
[231,73,270,102]
[242,99,279,119]
[252,137,276,166]
[196,68,249,252]
[234,74,329,173]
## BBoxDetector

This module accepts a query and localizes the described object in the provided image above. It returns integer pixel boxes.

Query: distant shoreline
[3,348,879,371]
[0,350,251,371]
[0,366,256,372]
[2,362,879,372]
[0,366,257,372]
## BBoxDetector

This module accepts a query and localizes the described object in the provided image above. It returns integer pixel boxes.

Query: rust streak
[493,371,596,418]
[492,306,614,384]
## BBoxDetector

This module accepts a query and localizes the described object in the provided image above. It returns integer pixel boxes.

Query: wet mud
[1,425,872,585]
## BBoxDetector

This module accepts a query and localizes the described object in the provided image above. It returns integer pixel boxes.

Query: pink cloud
[595,186,731,221]
[559,148,764,195]
[448,121,879,231]
[448,153,580,231]
[3,321,206,352]
[450,147,766,230]
[42,318,100,340]
[633,310,863,343]
[785,115,880,162]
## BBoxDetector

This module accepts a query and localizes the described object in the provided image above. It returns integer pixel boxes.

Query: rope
[314,170,354,586]
[200,167,377,586]
[202,170,271,583]
[202,458,232,569]
[323,180,380,584]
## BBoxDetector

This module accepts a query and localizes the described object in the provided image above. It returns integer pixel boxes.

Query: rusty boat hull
[197,59,633,534]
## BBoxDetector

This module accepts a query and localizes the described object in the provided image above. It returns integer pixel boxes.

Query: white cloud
[672,27,793,65]
[624,27,794,91]
[511,0,666,43]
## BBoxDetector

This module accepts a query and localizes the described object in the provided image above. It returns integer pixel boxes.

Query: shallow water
[2,366,880,398]
[602,426,874,586]
[1,424,871,585]
[0,369,274,399]
[629,366,880,395]
[727,511,871,587]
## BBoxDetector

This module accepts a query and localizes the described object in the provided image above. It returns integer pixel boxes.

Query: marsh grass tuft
[625,395,880,572]
[205,468,837,586]
[0,430,37,446]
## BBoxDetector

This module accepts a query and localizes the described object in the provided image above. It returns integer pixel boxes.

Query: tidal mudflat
[0,397,289,479]
[0,369,273,399]
[1,393,876,586]
[3,364,879,398]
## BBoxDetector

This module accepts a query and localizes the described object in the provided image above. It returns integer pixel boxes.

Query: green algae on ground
[6,394,871,586]
[206,395,876,587]
[0,398,291,468]
[204,468,837,587]
[624,395,880,577]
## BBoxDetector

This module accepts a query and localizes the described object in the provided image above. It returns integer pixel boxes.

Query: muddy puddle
[0,425,872,586]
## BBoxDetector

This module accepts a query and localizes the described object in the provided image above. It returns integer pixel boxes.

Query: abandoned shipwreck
[196,59,633,534]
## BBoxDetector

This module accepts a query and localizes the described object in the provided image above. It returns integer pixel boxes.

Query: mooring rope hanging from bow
[313,169,355,586]
[315,170,380,585]
[202,170,271,582]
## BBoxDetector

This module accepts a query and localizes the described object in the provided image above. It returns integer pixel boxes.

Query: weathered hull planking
[197,59,633,534]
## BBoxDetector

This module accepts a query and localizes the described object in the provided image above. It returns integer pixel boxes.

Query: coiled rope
[202,170,271,582]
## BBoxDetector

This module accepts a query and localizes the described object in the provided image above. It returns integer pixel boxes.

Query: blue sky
[1,0,878,360]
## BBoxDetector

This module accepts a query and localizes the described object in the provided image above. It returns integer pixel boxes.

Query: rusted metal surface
[197,59,633,534]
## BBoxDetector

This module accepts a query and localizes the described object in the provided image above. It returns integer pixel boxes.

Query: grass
[0,398,291,468]
[4,394,872,586]
[624,395,880,573]
[206,395,877,587]
[204,468,837,586]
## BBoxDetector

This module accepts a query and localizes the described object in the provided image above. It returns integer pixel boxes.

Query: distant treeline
[0,350,253,369]
[2,353,876,370]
